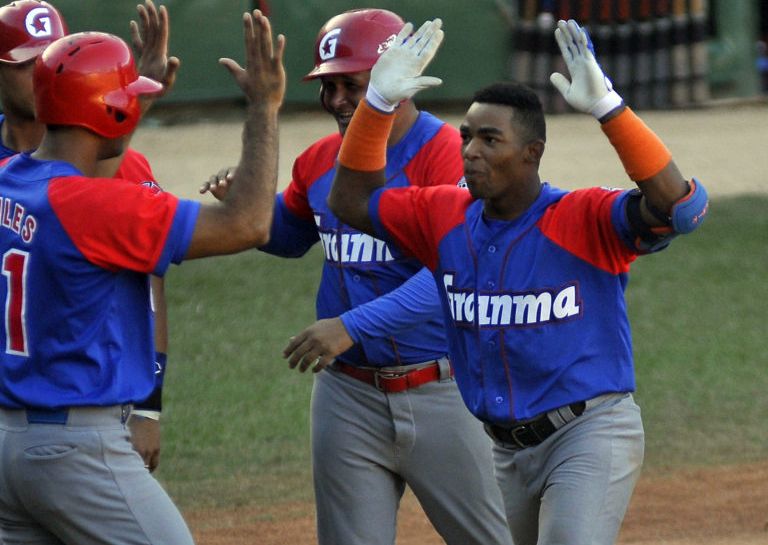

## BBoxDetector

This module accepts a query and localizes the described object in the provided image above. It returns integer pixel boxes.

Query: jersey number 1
[2,249,29,356]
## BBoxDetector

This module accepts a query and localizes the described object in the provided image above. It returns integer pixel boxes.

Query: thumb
[218,57,242,76]
[413,76,443,90]
[549,72,571,96]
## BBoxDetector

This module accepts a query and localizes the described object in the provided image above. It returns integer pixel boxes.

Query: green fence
[49,0,761,107]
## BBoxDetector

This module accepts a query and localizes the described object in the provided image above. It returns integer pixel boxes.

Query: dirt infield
[133,101,768,544]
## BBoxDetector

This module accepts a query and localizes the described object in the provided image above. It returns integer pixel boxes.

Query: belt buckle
[373,370,405,391]
[507,424,534,448]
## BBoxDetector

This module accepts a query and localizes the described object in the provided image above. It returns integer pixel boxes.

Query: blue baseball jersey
[0,153,199,409]
[260,111,463,367]
[370,182,656,423]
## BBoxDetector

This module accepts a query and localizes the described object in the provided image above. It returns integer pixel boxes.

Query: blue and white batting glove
[549,19,623,119]
[366,19,444,112]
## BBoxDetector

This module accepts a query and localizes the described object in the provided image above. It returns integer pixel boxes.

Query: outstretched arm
[185,10,286,258]
[283,267,442,373]
[329,19,444,233]
[550,19,707,235]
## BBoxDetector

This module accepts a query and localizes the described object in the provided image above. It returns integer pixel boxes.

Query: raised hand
[549,19,623,118]
[367,18,444,111]
[130,0,180,96]
[219,10,286,109]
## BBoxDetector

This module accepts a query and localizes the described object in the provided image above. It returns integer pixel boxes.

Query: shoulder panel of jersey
[402,115,464,188]
[536,186,637,274]
[283,133,341,220]
[372,184,473,270]
[48,175,196,274]
[115,148,163,191]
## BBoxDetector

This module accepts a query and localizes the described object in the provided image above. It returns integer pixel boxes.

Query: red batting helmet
[0,1,67,64]
[304,8,404,80]
[34,32,163,138]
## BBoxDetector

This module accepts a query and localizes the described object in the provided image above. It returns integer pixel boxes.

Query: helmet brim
[303,59,374,81]
[0,42,50,64]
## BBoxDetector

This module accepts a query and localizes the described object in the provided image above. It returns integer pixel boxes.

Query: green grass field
[157,194,768,509]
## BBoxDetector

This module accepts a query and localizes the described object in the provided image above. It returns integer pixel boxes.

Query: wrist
[590,89,624,120]
[365,84,397,113]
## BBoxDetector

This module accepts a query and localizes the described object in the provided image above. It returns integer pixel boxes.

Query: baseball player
[0,0,177,472]
[0,10,284,545]
[329,18,708,545]
[201,9,512,545]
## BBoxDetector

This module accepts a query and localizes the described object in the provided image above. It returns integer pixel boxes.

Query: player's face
[319,72,370,135]
[0,60,36,120]
[460,103,532,204]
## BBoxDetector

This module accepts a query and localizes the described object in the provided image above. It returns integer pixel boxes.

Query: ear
[524,139,545,164]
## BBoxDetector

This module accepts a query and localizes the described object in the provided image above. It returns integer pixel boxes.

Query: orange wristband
[337,100,395,172]
[601,107,672,181]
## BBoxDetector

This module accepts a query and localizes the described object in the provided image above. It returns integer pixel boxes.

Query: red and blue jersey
[370,182,652,423]
[260,111,463,366]
[0,153,199,409]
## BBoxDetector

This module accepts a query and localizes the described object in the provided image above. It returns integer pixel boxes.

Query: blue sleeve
[340,267,441,341]
[258,193,319,257]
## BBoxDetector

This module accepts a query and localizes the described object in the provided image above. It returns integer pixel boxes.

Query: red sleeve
[403,123,464,188]
[114,148,162,191]
[282,134,341,220]
[376,185,472,270]
[49,176,180,273]
[537,187,637,274]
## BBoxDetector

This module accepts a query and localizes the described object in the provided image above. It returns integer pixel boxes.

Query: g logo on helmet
[25,7,52,38]
[318,28,341,61]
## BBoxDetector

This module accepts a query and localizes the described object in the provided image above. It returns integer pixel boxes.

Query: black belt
[485,401,586,449]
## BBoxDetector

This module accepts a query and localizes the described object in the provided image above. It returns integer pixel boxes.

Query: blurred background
[50,0,768,111]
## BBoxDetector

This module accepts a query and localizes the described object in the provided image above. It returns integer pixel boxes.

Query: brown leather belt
[332,360,452,393]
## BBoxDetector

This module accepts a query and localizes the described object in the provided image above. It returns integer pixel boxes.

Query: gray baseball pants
[311,361,513,545]
[0,406,194,545]
[491,393,645,545]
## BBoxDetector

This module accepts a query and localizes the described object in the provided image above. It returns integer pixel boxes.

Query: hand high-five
[220,10,286,109]
[367,19,445,112]
[549,19,623,119]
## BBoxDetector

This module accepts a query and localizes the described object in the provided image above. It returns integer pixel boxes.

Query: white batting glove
[549,19,623,119]
[366,19,444,112]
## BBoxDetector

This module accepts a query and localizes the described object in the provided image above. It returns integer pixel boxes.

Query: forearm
[341,267,441,340]
[329,101,394,235]
[225,102,281,243]
[600,106,693,225]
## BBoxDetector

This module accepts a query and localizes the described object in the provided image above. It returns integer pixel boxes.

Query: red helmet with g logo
[304,8,404,80]
[0,1,67,64]
[34,32,163,138]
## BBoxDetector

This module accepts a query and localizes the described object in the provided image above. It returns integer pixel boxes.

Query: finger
[255,11,274,61]
[312,357,334,373]
[415,19,443,56]
[219,57,243,78]
[417,27,444,64]
[298,353,321,373]
[283,335,300,358]
[129,20,143,51]
[549,72,571,96]
[413,76,443,90]
[394,22,414,47]
[554,25,573,63]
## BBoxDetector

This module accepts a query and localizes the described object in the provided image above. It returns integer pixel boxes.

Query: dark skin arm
[600,105,690,227]
[327,164,382,237]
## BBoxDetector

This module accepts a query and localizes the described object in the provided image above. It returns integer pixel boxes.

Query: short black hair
[471,82,546,143]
